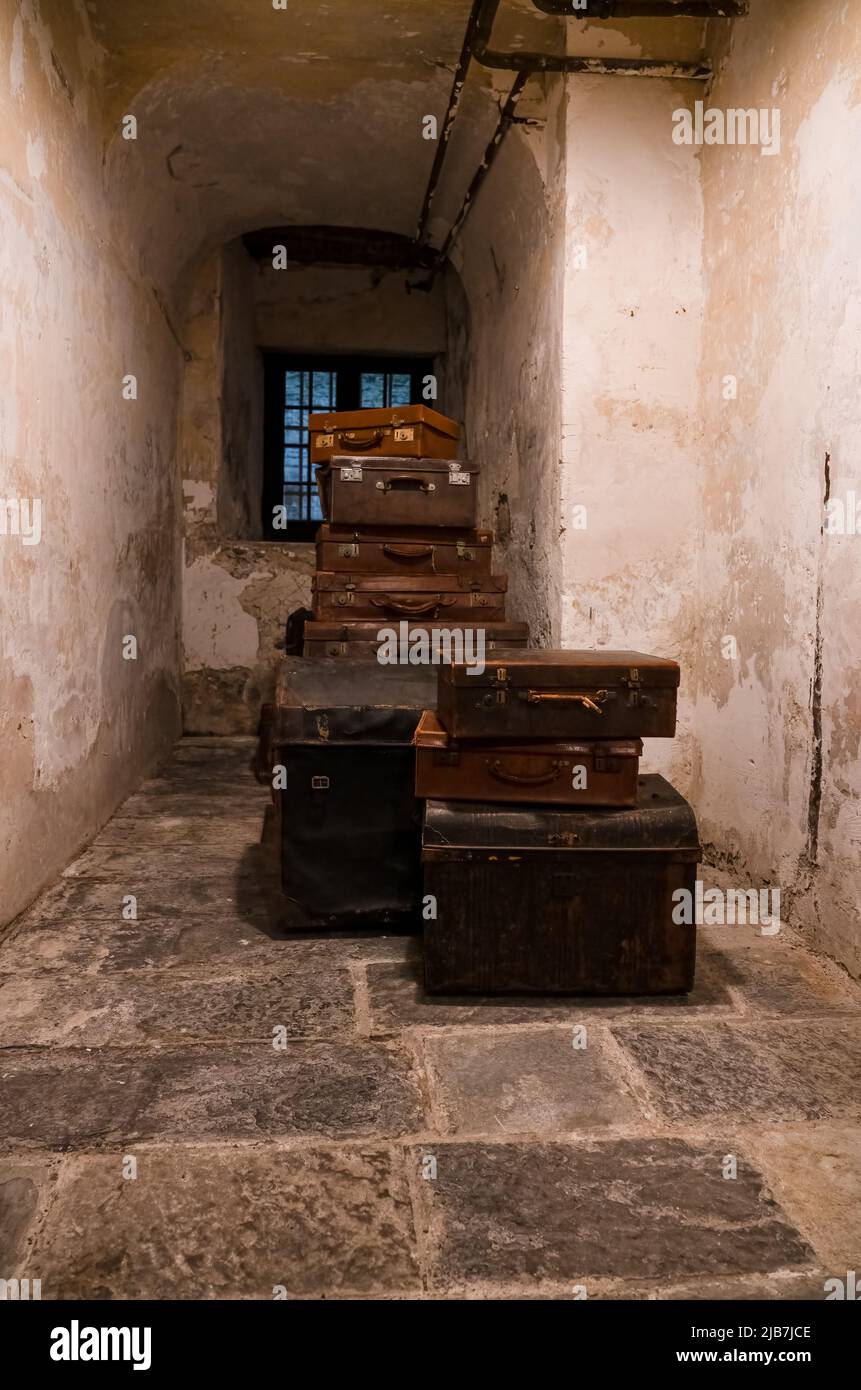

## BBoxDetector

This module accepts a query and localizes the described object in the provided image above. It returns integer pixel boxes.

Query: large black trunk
[274,658,435,926]
[422,774,700,995]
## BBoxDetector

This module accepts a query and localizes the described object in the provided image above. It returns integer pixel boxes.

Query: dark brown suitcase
[312,572,507,622]
[309,405,460,464]
[422,775,700,995]
[303,620,530,660]
[437,648,680,740]
[273,658,436,926]
[316,524,494,577]
[316,455,478,528]
[414,709,642,807]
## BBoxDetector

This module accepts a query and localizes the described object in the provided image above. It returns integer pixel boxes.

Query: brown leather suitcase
[312,572,507,622]
[309,405,459,464]
[303,619,529,660]
[437,648,680,740]
[422,775,700,995]
[316,456,478,528]
[414,709,641,807]
[316,524,494,577]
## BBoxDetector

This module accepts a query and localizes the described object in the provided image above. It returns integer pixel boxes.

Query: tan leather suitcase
[303,620,529,660]
[437,649,680,740]
[309,405,460,464]
[316,524,494,577]
[312,572,507,622]
[315,456,478,528]
[413,709,642,807]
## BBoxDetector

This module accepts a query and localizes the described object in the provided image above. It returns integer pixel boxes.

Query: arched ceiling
[87,0,711,300]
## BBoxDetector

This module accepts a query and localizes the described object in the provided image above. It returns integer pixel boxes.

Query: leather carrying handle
[368,593,456,615]
[486,758,563,785]
[381,543,435,559]
[376,475,435,492]
[521,689,609,715]
[341,429,385,449]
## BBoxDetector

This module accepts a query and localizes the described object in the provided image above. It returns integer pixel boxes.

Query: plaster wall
[448,77,568,646]
[692,0,861,975]
[0,0,182,928]
[559,74,704,790]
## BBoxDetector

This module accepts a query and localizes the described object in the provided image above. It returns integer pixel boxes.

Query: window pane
[390,373,412,406]
[360,373,385,408]
[312,371,335,408]
[281,491,303,520]
[284,371,304,407]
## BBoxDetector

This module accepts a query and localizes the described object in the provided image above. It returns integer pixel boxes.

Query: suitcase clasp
[456,540,475,562]
[311,776,330,790]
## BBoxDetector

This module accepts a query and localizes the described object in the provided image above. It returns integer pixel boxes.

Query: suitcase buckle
[456,541,474,561]
[340,465,362,481]
[338,544,359,558]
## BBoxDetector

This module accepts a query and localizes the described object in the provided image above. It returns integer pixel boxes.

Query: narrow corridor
[0,738,858,1299]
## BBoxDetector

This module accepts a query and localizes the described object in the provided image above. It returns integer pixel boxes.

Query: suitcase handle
[486,758,564,786]
[521,689,609,715]
[381,543,435,560]
[376,475,436,493]
[369,594,457,615]
[342,429,385,449]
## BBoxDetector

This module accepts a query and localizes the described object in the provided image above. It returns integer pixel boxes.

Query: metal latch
[456,540,474,562]
[311,776,330,790]
[338,543,359,558]
[622,667,647,706]
[340,464,362,481]
[448,464,470,486]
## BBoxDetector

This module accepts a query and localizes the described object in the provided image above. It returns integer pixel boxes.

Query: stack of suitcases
[417,651,700,996]
[303,405,529,659]
[260,403,700,997]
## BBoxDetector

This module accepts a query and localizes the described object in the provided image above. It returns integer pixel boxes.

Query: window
[262,353,436,540]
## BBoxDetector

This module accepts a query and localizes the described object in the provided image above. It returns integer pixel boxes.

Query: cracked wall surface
[0,0,182,929]
[691,0,861,977]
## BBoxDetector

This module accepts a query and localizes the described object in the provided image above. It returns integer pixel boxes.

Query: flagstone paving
[0,737,858,1300]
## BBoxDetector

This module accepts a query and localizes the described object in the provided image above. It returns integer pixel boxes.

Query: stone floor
[1,737,859,1300]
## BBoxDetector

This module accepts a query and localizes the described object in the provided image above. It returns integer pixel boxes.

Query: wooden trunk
[312,571,507,621]
[414,709,641,807]
[422,775,700,995]
[437,648,680,740]
[309,405,460,464]
[316,524,494,578]
[316,455,478,528]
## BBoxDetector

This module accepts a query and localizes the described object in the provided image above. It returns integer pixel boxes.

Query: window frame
[261,351,436,541]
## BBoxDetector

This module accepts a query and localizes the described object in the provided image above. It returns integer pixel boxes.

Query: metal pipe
[430,72,529,271]
[413,0,744,265]
[532,1,747,17]
[414,5,488,245]
[472,0,711,75]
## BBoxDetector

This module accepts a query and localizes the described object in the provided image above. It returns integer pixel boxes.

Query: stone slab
[414,1139,813,1288]
[612,1019,861,1123]
[365,959,734,1036]
[0,1041,424,1149]
[0,960,355,1046]
[423,1027,642,1135]
[31,1146,419,1298]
